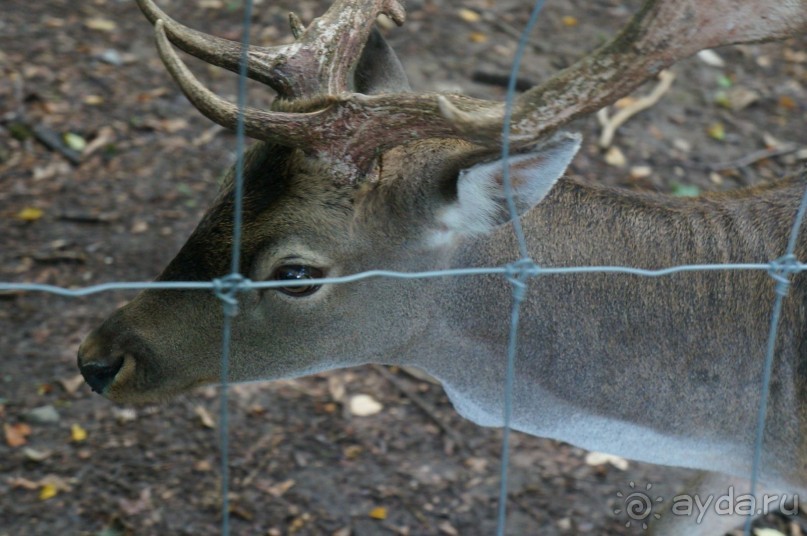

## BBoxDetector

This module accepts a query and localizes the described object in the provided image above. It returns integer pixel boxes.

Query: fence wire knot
[213,273,251,317]
[767,254,800,297]
[504,258,539,302]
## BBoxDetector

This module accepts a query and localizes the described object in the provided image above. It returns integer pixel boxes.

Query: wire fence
[3,1,807,535]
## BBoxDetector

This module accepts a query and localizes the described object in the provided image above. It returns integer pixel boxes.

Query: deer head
[77,3,807,532]
[77,0,807,402]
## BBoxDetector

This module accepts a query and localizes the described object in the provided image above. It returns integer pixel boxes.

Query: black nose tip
[80,357,124,394]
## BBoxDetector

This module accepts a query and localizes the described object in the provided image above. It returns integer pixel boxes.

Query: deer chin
[104,363,218,406]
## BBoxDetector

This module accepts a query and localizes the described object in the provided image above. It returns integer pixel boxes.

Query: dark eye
[272,265,324,297]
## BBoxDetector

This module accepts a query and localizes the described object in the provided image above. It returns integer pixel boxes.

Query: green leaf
[716,75,733,89]
[63,132,87,151]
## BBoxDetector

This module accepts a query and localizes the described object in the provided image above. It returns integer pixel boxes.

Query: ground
[1,0,807,535]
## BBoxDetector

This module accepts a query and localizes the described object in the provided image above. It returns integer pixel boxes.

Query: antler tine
[308,0,406,95]
[439,0,807,146]
[137,0,405,99]
[152,20,322,146]
[134,0,286,90]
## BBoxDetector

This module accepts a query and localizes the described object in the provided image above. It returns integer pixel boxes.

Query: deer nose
[80,359,124,394]
[77,335,124,394]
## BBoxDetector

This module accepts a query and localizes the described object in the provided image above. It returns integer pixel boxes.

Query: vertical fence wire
[211,1,255,534]
[495,1,547,533]
[2,1,807,534]
[742,175,807,536]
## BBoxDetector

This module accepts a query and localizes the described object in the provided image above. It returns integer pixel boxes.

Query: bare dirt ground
[2,1,807,535]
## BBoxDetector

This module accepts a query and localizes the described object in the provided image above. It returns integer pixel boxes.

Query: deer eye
[271,265,324,297]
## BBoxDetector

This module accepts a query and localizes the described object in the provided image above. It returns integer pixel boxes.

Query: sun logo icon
[613,481,664,530]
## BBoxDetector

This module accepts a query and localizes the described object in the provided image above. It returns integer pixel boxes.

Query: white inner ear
[428,132,581,247]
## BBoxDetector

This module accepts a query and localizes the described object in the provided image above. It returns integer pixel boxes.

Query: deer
[76,0,807,533]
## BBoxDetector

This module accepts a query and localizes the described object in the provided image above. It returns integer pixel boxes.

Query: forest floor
[2,0,807,534]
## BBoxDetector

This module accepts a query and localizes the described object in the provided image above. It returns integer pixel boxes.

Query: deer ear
[429,132,581,243]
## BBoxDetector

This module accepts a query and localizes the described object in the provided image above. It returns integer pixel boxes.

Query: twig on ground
[31,123,82,165]
[597,70,675,148]
[371,365,469,453]
[706,144,802,172]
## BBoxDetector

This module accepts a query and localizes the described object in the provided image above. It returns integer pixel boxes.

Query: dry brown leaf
[439,521,459,536]
[263,479,295,498]
[779,95,797,110]
[4,422,32,447]
[84,18,117,32]
[469,32,488,43]
[194,405,216,428]
[604,146,627,167]
[59,374,86,395]
[119,487,153,516]
[9,477,40,490]
[457,8,481,23]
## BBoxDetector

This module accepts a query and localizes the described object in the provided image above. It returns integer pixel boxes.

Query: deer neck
[401,176,807,478]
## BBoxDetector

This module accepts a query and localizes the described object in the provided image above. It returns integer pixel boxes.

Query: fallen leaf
[457,8,480,23]
[23,447,52,462]
[561,15,578,27]
[4,422,32,447]
[63,132,87,151]
[723,86,759,111]
[83,126,116,156]
[194,405,216,428]
[194,459,212,472]
[469,32,488,43]
[85,17,117,32]
[70,423,88,442]
[604,146,626,167]
[112,407,138,424]
[754,529,786,536]
[584,451,629,470]
[368,506,387,520]
[697,49,725,67]
[343,445,363,460]
[119,488,152,516]
[16,207,44,222]
[39,483,58,500]
[348,394,383,416]
[263,479,295,498]
[439,521,459,536]
[778,95,797,110]
[83,95,104,105]
[762,132,783,149]
[327,375,346,402]
[9,477,40,490]
[59,374,86,395]
[707,122,726,141]
[783,48,807,64]
[629,166,652,180]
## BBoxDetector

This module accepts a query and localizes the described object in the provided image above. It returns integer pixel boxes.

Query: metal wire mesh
[3,1,807,535]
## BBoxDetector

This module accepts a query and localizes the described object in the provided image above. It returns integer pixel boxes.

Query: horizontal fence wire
[4,0,807,534]
[3,263,803,297]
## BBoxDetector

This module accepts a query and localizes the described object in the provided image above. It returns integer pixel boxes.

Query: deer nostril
[80,357,124,394]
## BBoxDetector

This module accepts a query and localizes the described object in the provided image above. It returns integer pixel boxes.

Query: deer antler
[439,0,807,144]
[135,0,405,98]
[138,0,807,183]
